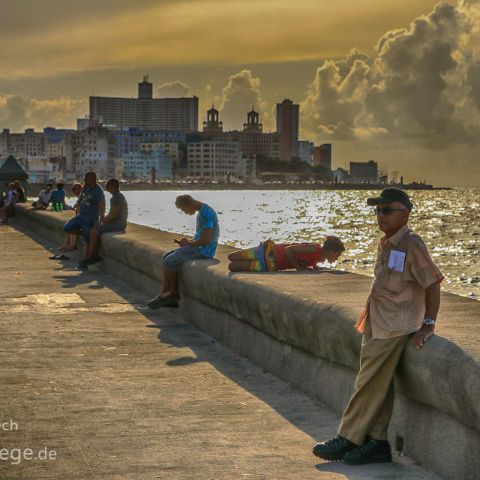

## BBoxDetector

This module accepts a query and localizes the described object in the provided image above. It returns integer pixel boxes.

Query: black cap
[367,187,413,211]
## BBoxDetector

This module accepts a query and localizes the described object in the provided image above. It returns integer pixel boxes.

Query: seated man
[51,183,84,258]
[31,183,53,209]
[80,178,128,268]
[63,172,105,268]
[148,194,219,309]
[50,183,66,211]
[228,236,345,272]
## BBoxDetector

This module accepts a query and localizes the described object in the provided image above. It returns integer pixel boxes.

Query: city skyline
[1,0,480,185]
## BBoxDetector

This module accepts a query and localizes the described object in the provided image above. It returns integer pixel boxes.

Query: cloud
[301,1,480,150]
[0,93,87,132]
[219,69,271,130]
[157,81,189,97]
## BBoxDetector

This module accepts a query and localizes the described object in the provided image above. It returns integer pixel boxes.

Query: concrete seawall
[13,205,480,480]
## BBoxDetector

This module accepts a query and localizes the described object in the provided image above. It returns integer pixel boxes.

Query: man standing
[313,188,443,465]
[63,172,105,269]
[80,178,128,269]
[147,194,219,309]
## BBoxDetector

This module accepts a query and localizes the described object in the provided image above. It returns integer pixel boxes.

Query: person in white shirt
[31,183,53,210]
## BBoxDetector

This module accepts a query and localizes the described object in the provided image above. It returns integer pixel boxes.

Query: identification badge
[388,250,406,272]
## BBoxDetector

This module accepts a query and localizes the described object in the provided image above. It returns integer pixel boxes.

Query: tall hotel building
[276,99,299,161]
[89,77,199,132]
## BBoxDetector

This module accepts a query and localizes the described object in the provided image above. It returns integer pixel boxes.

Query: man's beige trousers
[338,325,410,445]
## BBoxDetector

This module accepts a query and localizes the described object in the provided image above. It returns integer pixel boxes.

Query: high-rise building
[89,78,199,132]
[313,144,332,169]
[276,99,299,161]
[298,140,314,165]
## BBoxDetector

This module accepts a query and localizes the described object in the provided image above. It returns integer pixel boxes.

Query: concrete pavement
[0,224,442,480]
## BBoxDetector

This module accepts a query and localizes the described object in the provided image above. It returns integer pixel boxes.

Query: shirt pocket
[382,269,404,294]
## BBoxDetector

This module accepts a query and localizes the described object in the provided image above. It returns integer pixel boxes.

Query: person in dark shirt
[79,178,128,269]
[63,172,105,268]
[14,181,26,203]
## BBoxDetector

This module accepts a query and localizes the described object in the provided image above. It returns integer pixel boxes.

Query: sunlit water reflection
[119,188,480,300]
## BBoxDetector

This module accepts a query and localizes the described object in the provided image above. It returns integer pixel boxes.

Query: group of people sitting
[4,174,345,303]
[59,172,128,269]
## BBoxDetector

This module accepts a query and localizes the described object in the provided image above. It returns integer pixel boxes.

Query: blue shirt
[194,204,219,258]
[50,189,65,205]
[78,184,105,223]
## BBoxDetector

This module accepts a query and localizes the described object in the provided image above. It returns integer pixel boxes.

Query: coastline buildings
[64,126,116,180]
[123,145,174,180]
[276,99,299,161]
[349,160,378,183]
[0,129,44,157]
[187,140,255,182]
[313,144,332,169]
[89,77,199,132]
[298,140,314,165]
[201,107,279,160]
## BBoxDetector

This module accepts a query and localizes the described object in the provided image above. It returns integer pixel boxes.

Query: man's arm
[98,201,106,222]
[284,244,317,271]
[176,228,213,247]
[103,205,120,224]
[413,281,441,350]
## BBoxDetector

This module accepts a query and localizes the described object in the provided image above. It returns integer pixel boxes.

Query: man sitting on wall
[79,178,128,269]
[147,194,219,309]
[31,183,53,210]
[63,172,105,269]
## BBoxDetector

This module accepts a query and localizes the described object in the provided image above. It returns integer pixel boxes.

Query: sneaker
[312,435,356,461]
[343,438,392,465]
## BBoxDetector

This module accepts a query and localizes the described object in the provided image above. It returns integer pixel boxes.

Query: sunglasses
[374,206,407,215]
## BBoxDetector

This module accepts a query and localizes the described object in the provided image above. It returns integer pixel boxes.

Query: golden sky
[0,0,444,77]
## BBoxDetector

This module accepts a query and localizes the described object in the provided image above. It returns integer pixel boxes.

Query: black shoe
[85,256,102,265]
[313,435,356,461]
[343,438,392,465]
[77,260,88,270]
[147,296,178,309]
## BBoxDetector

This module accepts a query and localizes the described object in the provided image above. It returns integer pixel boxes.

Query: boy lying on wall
[227,236,345,272]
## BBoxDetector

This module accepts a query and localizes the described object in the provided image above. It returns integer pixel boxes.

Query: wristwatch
[423,317,436,326]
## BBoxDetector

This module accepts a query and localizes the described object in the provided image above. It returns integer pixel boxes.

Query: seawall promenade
[4,205,480,479]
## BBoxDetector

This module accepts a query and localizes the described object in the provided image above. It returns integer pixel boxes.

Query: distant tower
[276,99,299,161]
[313,144,332,169]
[243,107,263,132]
[203,106,223,133]
[138,75,153,99]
